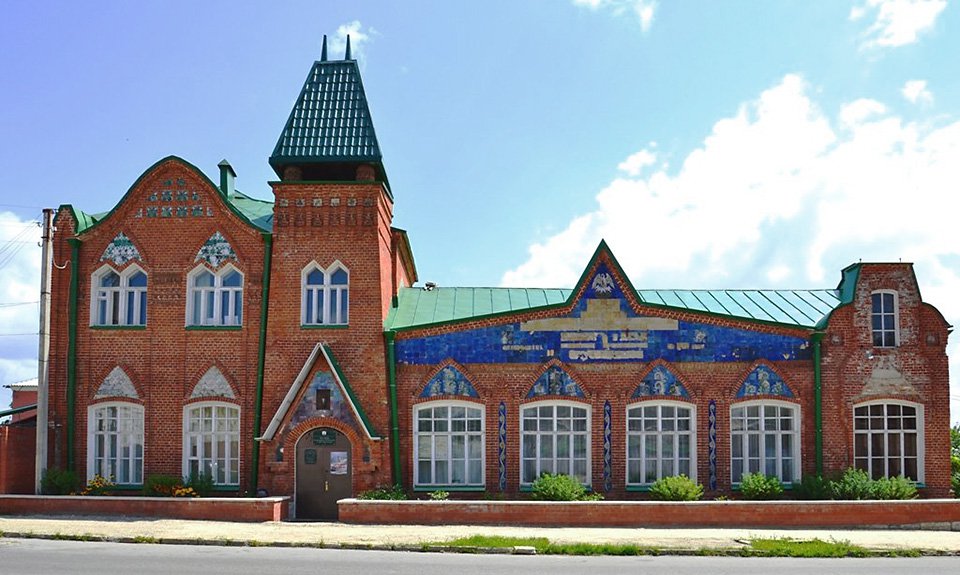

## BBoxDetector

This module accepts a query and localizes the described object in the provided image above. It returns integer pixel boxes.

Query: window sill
[301,324,349,330]
[89,325,146,331]
[185,325,243,331]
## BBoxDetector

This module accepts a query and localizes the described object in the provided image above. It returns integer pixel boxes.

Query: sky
[1,0,958,424]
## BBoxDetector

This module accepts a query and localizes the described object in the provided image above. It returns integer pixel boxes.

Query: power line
[0,301,39,307]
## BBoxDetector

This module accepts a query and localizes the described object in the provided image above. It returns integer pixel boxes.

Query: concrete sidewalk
[2,515,960,554]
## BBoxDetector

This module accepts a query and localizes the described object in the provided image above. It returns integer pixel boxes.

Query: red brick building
[41,45,952,518]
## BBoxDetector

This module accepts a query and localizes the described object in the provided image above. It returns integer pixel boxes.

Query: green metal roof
[385,286,842,331]
[269,58,383,174]
[228,190,273,232]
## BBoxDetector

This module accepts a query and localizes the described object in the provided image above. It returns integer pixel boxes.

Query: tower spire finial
[345,34,352,60]
[320,34,328,62]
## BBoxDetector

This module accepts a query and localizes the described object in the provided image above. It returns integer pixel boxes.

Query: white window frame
[301,260,349,326]
[182,402,241,486]
[520,400,591,486]
[87,402,144,485]
[90,264,148,326]
[853,400,923,482]
[871,290,899,348]
[186,264,244,326]
[626,400,696,486]
[730,400,800,484]
[413,400,485,488]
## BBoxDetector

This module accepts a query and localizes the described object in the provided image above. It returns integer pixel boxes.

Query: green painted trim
[185,325,243,331]
[210,484,240,492]
[391,227,418,284]
[412,486,484,492]
[0,403,37,418]
[89,325,147,331]
[67,238,80,470]
[624,485,653,492]
[300,324,349,330]
[321,344,381,438]
[251,233,273,493]
[385,331,401,486]
[812,332,824,476]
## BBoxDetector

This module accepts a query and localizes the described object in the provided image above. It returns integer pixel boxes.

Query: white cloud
[501,73,960,423]
[573,0,658,32]
[330,21,377,61]
[0,212,41,414]
[901,79,934,104]
[850,0,947,49]
[617,148,657,176]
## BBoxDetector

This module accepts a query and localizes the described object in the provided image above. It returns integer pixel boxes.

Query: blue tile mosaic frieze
[418,365,479,398]
[631,365,689,398]
[525,365,585,398]
[735,365,794,398]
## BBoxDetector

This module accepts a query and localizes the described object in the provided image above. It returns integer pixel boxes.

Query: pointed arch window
[302,262,349,326]
[187,265,243,326]
[91,265,148,326]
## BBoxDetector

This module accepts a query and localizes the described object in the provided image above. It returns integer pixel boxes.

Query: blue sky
[1,0,958,423]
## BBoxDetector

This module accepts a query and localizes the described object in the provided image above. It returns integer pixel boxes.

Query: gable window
[88,403,144,484]
[626,401,695,486]
[730,401,799,484]
[91,265,148,326]
[854,402,921,481]
[871,291,898,347]
[414,402,484,488]
[302,263,349,326]
[187,265,243,326]
[521,401,590,485]
[183,403,240,485]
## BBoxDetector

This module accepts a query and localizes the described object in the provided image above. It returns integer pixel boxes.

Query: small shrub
[531,473,589,501]
[649,474,704,501]
[357,484,407,500]
[81,474,115,496]
[428,490,449,500]
[952,471,959,499]
[143,474,182,497]
[41,468,80,495]
[739,473,783,500]
[830,468,874,500]
[793,474,833,500]
[185,472,215,497]
[870,476,917,500]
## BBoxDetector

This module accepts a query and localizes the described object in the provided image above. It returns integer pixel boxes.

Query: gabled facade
[39,40,952,518]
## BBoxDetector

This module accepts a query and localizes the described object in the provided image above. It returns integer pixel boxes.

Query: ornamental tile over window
[632,365,689,398]
[525,365,585,398]
[190,366,236,399]
[195,231,237,267]
[419,365,478,398]
[94,366,139,399]
[736,365,793,398]
[100,232,142,266]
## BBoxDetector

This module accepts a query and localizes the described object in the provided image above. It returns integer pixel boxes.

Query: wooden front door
[295,427,352,520]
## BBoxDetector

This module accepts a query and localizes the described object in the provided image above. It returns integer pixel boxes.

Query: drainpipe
[812,332,824,476]
[250,233,272,492]
[66,238,80,471]
[385,331,401,485]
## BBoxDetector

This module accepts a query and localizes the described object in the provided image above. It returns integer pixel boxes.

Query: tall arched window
[187,265,243,326]
[302,262,349,326]
[520,401,590,485]
[87,402,144,484]
[626,401,695,486]
[91,265,148,326]
[183,402,241,485]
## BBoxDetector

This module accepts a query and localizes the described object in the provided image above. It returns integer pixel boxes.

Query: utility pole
[35,208,54,494]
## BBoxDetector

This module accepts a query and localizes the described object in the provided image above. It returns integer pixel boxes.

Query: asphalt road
[2,539,960,575]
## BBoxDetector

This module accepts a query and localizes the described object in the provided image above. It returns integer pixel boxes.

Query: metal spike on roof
[345,34,352,60]
[321,34,328,62]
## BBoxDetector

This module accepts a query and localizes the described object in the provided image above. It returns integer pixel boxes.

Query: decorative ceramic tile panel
[525,365,585,398]
[631,365,689,398]
[735,365,794,398]
[190,366,235,399]
[708,400,717,491]
[603,400,612,492]
[498,401,507,491]
[418,365,479,398]
[288,371,358,432]
[100,232,142,266]
[194,231,237,267]
[94,366,139,399]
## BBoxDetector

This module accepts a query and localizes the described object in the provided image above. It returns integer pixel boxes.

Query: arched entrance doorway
[295,427,352,520]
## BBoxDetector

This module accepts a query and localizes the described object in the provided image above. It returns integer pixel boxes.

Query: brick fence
[0,495,289,522]
[339,498,960,530]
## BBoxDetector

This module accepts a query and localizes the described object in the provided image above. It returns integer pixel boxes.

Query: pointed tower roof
[269,35,386,185]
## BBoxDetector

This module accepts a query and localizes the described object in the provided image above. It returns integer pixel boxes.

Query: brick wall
[0,426,36,494]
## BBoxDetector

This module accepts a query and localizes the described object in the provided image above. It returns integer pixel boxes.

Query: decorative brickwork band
[498,401,507,491]
[708,400,717,491]
[603,400,612,492]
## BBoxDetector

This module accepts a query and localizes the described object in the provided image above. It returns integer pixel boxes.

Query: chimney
[218,160,236,197]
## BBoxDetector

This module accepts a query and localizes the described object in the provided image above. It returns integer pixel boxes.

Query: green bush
[357,484,407,500]
[530,473,602,501]
[41,468,80,495]
[793,474,833,500]
[952,470,960,499]
[830,468,874,500]
[869,476,917,500]
[739,473,784,500]
[649,474,703,501]
[428,490,449,500]
[185,472,215,497]
[143,474,182,497]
